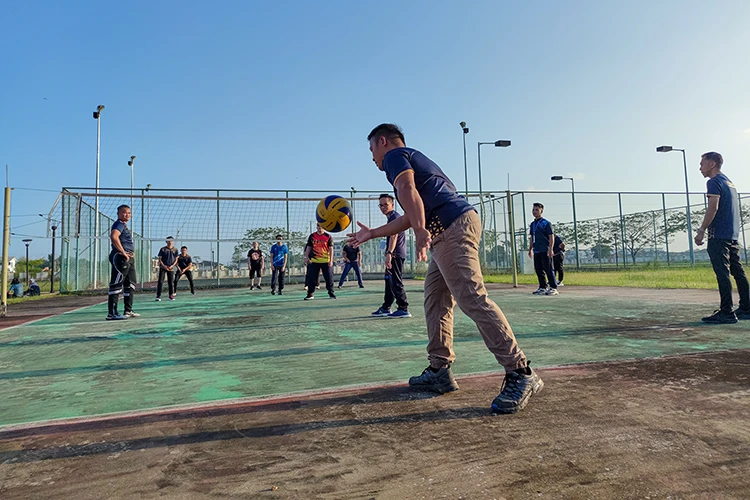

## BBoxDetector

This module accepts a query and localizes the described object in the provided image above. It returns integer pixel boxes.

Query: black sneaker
[328,293,337,299]
[304,294,314,301]
[702,310,738,324]
[734,308,750,320]
[271,290,276,295]
[491,364,544,414]
[408,366,459,394]
[278,290,283,295]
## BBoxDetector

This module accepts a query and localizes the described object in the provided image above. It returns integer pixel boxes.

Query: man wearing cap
[156,236,179,301]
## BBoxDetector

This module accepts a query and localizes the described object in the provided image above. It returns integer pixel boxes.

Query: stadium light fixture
[656,145,694,265]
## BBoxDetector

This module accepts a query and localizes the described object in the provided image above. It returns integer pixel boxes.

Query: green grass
[480,266,721,289]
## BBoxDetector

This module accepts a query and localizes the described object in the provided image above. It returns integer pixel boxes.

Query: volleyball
[316,195,352,232]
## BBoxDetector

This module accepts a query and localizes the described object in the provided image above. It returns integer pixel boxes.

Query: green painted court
[1,282,748,428]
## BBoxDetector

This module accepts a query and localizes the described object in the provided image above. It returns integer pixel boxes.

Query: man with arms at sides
[270,234,289,295]
[695,151,750,323]
[247,241,265,290]
[174,246,196,295]
[348,123,543,414]
[156,236,179,301]
[338,243,364,289]
[107,204,139,320]
[371,193,410,318]
[304,223,336,300]
[528,203,559,296]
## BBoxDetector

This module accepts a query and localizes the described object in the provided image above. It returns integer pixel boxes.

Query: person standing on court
[174,246,196,295]
[270,234,288,295]
[304,223,336,300]
[338,243,364,289]
[348,123,542,414]
[552,234,566,286]
[247,241,264,290]
[107,204,139,320]
[156,236,179,301]
[371,193,410,318]
[529,203,559,296]
[694,151,750,323]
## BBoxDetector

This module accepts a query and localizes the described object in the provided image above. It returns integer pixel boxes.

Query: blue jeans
[338,262,363,287]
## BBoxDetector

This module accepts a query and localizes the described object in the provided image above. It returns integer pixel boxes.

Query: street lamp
[551,176,580,270]
[460,122,469,196]
[22,239,32,285]
[478,140,511,266]
[127,156,136,210]
[656,145,694,265]
[92,104,104,289]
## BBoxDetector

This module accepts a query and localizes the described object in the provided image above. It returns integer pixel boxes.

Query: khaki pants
[424,210,526,371]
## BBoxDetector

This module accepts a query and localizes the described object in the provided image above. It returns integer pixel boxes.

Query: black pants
[157,268,175,298]
[707,239,750,313]
[174,270,195,293]
[108,251,137,315]
[306,262,334,295]
[383,256,408,310]
[553,254,564,283]
[533,252,557,289]
[271,265,285,291]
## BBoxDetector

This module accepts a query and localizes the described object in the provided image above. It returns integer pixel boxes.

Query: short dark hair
[379,193,394,202]
[117,204,130,212]
[367,123,405,145]
[702,152,723,168]
[533,202,544,210]
[275,234,283,239]
[180,246,187,250]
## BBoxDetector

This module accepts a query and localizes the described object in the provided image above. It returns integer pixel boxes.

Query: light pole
[128,156,136,210]
[478,140,511,266]
[460,122,469,196]
[22,239,32,285]
[50,226,57,292]
[657,146,694,265]
[551,176,580,270]
[350,186,356,231]
[92,105,104,288]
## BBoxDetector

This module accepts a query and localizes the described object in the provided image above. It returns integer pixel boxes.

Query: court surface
[1,282,749,498]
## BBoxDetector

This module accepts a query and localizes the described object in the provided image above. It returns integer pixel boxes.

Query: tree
[232,226,308,266]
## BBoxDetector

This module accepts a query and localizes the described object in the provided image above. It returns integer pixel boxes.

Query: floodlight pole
[50,225,57,292]
[478,140,511,267]
[460,122,469,196]
[128,156,136,211]
[92,105,104,288]
[657,146,694,265]
[23,239,32,285]
[551,176,580,270]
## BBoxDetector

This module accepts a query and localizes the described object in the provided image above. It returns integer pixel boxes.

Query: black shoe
[359,285,365,288]
[271,290,276,295]
[491,364,544,414]
[278,290,283,295]
[702,310,738,324]
[408,366,459,394]
[734,308,750,320]
[304,294,314,301]
[329,293,337,299]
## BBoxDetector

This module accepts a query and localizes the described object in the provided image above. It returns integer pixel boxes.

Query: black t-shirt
[553,235,565,255]
[248,249,263,267]
[343,244,359,261]
[158,246,179,267]
[178,255,192,270]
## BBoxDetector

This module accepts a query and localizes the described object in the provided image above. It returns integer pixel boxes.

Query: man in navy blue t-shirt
[156,237,179,301]
[107,204,138,320]
[528,203,559,295]
[695,151,749,323]
[348,123,542,414]
[370,193,410,317]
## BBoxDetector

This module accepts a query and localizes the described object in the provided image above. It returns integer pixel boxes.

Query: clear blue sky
[2,0,749,258]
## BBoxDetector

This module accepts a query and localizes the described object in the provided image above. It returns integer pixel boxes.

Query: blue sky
[2,0,749,258]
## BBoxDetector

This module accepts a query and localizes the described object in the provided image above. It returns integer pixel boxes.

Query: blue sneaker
[388,309,412,318]
[371,307,391,317]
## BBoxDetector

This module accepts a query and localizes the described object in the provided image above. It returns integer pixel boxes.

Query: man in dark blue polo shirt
[348,123,543,414]
[528,203,558,295]
[695,151,750,323]
[107,204,138,320]
[371,193,410,318]
[156,236,179,301]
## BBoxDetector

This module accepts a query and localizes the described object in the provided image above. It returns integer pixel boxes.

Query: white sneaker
[155,297,161,301]
[532,287,547,295]
[557,282,564,287]
[124,311,141,318]
[546,288,559,296]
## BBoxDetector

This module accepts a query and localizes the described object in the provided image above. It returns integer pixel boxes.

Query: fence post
[507,190,518,287]
[216,190,221,287]
[739,193,748,265]
[597,218,602,270]
[618,193,626,267]
[662,193,670,266]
